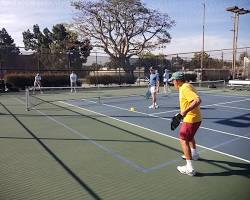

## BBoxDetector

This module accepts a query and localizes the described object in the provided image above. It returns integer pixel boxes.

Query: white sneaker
[149,104,154,109]
[181,154,199,161]
[154,104,159,109]
[177,165,196,176]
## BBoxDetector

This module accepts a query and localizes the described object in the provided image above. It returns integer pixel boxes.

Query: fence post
[25,88,30,111]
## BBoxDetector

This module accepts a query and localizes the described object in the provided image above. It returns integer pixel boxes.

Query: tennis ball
[130,107,136,112]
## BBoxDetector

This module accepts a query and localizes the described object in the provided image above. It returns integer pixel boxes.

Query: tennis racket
[170,113,183,131]
[145,87,151,99]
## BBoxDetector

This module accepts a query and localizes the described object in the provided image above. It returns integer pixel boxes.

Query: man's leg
[151,92,155,108]
[177,123,196,176]
[73,82,76,93]
[33,82,36,94]
[177,139,195,176]
[180,139,191,160]
[70,82,73,92]
[152,92,156,104]
[37,82,42,93]
[189,138,199,160]
[149,87,155,108]
[154,92,159,108]
[164,82,168,94]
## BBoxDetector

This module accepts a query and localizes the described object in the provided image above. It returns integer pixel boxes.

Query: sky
[0,0,250,55]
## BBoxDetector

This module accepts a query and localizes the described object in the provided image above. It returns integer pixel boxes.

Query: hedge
[5,73,80,89]
[85,75,135,85]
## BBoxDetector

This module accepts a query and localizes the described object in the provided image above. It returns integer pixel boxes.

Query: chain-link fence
[0,46,249,86]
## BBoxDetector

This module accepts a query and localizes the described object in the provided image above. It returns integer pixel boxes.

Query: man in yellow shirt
[169,72,202,176]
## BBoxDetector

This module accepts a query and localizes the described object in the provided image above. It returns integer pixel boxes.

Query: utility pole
[200,1,206,81]
[226,6,250,79]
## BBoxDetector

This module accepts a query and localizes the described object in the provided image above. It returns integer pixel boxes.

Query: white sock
[191,148,198,155]
[186,160,194,170]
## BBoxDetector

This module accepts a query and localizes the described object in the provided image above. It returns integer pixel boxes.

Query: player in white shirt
[70,71,77,93]
[33,73,42,94]
[163,69,170,94]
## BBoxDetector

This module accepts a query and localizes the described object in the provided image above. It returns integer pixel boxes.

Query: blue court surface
[64,91,250,163]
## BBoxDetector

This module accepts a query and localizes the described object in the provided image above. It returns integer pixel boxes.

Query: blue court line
[143,158,182,173]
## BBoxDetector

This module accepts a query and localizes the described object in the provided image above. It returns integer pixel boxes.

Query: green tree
[23,24,92,69]
[191,52,210,69]
[0,28,20,73]
[171,56,185,71]
[138,53,162,72]
[71,0,175,75]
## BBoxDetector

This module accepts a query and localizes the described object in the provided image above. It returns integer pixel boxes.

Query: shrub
[85,75,135,85]
[5,73,76,89]
[185,73,197,82]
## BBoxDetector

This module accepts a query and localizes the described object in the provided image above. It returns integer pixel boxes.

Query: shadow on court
[196,158,250,178]
[215,113,250,128]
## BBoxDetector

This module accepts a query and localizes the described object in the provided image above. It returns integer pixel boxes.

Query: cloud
[162,34,249,55]
[0,0,73,46]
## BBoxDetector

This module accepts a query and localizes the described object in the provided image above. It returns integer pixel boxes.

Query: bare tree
[71,0,175,75]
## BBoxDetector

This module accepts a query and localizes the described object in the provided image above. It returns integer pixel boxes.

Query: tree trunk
[118,57,134,76]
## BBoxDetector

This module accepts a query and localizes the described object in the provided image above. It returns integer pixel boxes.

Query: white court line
[198,91,249,98]
[97,98,250,140]
[153,98,250,115]
[81,99,250,140]
[151,109,180,115]
[60,100,250,163]
[216,104,250,111]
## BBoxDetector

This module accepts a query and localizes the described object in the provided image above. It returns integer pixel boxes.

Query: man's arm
[156,80,160,92]
[180,97,201,117]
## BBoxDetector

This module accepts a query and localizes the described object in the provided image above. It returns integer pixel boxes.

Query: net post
[25,87,30,111]
[98,85,101,104]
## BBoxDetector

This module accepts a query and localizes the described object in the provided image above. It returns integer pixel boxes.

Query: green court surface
[0,92,249,200]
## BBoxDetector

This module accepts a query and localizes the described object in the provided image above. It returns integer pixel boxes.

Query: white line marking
[199,91,248,98]
[204,98,250,106]
[153,109,180,115]
[60,100,250,163]
[198,127,250,140]
[153,98,250,115]
[79,99,250,140]
[216,104,250,111]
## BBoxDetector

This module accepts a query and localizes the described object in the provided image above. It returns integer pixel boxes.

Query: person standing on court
[168,71,202,176]
[70,71,77,93]
[33,73,42,94]
[148,67,160,109]
[163,69,170,94]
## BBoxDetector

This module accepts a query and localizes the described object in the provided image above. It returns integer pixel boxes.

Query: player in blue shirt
[149,67,160,109]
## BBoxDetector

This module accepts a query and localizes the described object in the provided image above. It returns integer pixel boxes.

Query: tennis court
[0,85,249,200]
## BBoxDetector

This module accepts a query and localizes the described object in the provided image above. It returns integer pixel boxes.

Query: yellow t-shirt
[179,83,202,123]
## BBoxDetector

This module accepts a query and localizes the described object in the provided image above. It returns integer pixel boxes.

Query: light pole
[226,6,250,79]
[201,1,206,82]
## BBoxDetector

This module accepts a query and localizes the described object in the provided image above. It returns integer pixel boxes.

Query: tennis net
[25,85,149,111]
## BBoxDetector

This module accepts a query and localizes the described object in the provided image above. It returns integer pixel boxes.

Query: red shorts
[179,121,201,141]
